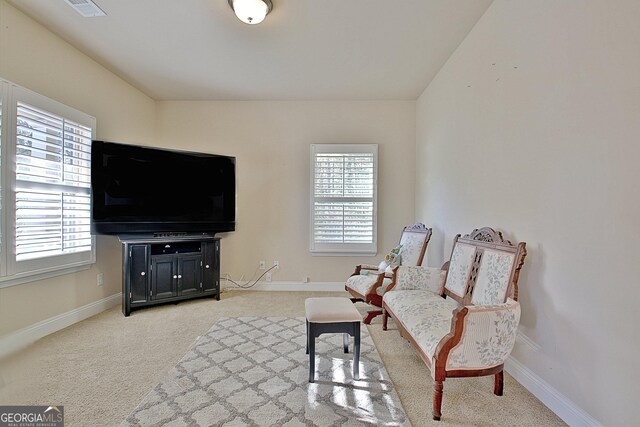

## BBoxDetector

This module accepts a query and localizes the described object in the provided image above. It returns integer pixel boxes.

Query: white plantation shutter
[0,78,95,286]
[310,144,377,255]
[15,103,93,261]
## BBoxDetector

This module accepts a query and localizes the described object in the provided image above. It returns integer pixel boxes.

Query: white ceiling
[8,0,493,101]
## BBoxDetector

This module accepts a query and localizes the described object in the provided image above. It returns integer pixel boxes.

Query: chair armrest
[369,268,395,296]
[442,299,521,370]
[390,265,446,292]
[352,264,381,276]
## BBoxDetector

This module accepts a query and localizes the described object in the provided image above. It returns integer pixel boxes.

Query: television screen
[91,141,236,235]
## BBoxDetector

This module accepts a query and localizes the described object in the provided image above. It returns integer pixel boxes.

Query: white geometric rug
[121,317,410,426]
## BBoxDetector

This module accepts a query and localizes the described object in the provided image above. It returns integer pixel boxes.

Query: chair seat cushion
[384,290,459,362]
[346,274,391,297]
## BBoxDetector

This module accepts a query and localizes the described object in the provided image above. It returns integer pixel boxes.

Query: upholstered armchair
[382,227,526,420]
[345,223,432,324]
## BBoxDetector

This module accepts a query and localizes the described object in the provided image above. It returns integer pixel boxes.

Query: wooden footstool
[305,297,362,383]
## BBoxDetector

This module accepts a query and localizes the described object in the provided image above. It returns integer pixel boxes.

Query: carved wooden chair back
[442,227,526,306]
[397,223,432,267]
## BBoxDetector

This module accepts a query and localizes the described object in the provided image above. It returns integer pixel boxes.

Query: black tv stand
[119,234,220,316]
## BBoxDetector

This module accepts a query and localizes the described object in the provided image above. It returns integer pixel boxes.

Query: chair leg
[494,371,504,396]
[433,380,444,421]
[363,309,382,325]
[343,333,349,353]
[353,322,360,380]
[308,324,316,383]
[382,309,389,331]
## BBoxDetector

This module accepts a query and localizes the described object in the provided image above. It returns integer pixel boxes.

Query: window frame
[309,143,378,256]
[0,78,96,289]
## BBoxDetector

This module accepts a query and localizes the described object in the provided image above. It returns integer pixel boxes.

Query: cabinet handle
[205,264,210,269]
[140,272,146,276]
[178,275,182,279]
[173,275,178,279]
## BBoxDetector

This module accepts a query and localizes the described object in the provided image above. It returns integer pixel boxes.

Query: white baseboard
[505,355,602,427]
[0,293,121,358]
[222,281,345,292]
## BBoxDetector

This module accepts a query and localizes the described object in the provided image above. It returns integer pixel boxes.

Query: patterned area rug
[122,317,410,426]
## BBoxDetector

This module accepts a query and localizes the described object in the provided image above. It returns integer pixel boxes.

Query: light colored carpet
[0,290,565,426]
[122,317,409,426]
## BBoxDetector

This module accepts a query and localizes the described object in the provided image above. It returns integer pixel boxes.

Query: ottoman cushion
[305,297,362,323]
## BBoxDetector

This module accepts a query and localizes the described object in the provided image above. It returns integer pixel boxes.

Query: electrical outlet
[259,260,266,270]
[274,260,279,269]
[97,273,104,286]
[265,272,272,282]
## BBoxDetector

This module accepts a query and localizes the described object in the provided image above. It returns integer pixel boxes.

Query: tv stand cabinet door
[129,244,149,303]
[202,240,220,297]
[178,254,203,295]
[151,256,178,300]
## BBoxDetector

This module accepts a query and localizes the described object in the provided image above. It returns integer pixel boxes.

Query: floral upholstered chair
[344,223,432,324]
[382,227,526,420]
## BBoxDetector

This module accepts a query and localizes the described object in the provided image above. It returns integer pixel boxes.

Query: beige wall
[0,1,156,335]
[156,101,416,283]
[416,1,640,424]
[0,1,417,336]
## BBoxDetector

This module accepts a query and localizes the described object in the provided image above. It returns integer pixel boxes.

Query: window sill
[310,251,377,257]
[0,262,93,289]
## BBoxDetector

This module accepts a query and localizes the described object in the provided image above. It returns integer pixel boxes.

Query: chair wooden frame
[345,223,432,324]
[382,227,527,420]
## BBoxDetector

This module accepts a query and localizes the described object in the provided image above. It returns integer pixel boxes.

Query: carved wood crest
[404,223,430,234]
[464,227,512,246]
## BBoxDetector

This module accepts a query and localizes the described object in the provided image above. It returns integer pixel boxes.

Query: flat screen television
[91,141,236,236]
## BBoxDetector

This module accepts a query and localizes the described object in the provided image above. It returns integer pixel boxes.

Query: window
[310,144,378,255]
[0,78,96,287]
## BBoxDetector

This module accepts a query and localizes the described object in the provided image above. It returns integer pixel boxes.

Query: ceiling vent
[63,0,106,17]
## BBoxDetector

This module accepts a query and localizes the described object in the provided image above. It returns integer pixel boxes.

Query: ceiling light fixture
[228,0,272,25]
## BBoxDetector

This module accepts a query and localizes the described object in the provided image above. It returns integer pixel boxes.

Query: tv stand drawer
[150,241,201,255]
